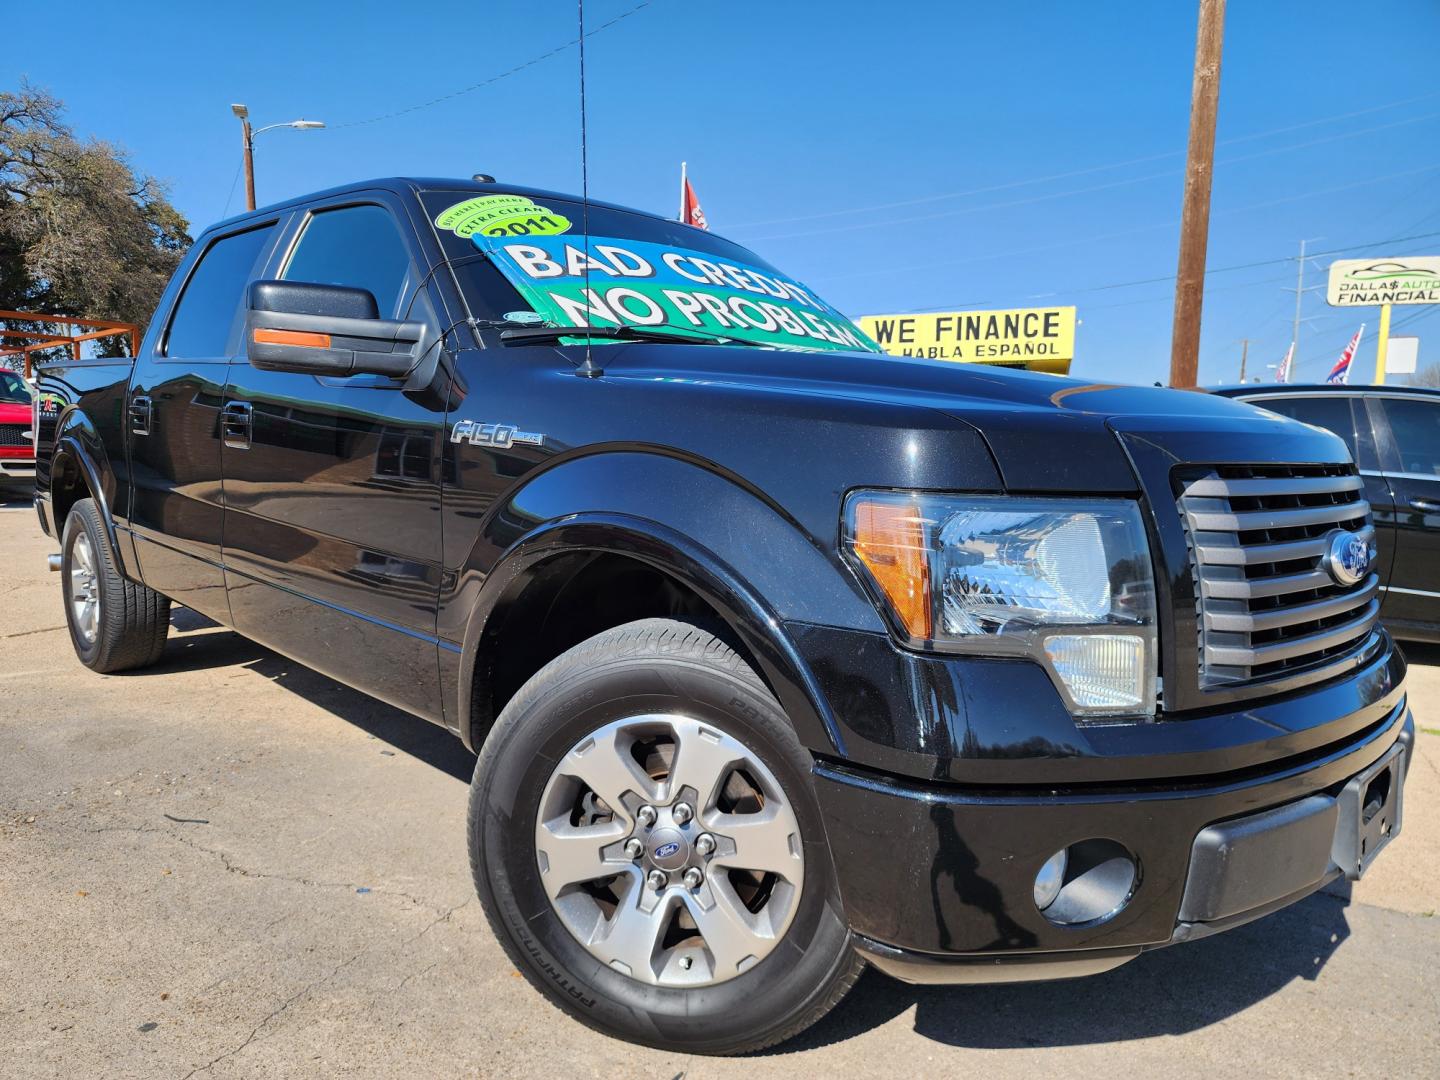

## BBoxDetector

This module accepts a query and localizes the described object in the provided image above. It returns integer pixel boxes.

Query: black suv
[1213,384,1440,642]
[32,179,1413,1054]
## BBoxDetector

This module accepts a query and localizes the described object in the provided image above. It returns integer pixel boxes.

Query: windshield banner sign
[473,234,880,352]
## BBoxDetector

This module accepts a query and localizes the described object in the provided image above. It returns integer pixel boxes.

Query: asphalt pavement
[1,494,1437,1079]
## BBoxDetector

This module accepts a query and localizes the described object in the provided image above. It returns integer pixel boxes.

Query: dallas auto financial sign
[1327,257,1440,307]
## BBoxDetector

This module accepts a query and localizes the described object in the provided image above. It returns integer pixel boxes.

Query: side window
[1252,396,1360,460]
[164,225,276,358]
[281,205,412,318]
[1379,398,1440,477]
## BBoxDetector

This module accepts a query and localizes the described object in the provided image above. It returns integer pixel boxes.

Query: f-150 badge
[451,420,545,449]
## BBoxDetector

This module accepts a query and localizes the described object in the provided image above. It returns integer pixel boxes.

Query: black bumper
[817,699,1413,983]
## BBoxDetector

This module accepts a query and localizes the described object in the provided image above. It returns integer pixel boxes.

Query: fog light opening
[1036,839,1137,927]
[1033,848,1068,911]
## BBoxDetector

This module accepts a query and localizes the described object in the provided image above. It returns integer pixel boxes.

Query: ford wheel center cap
[648,827,690,870]
[1324,530,1371,587]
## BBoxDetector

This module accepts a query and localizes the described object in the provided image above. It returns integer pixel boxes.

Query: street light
[230,104,325,212]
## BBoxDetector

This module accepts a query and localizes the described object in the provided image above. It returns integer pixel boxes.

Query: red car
[0,368,37,494]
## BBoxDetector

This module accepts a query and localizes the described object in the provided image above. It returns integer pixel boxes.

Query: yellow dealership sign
[857,306,1077,374]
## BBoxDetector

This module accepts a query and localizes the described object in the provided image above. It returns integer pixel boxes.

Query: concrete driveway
[1,496,1437,1078]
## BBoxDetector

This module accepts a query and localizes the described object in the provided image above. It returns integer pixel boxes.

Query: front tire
[61,498,170,672]
[468,618,861,1054]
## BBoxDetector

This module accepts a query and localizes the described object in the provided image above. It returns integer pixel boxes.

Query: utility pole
[1237,338,1249,383]
[232,105,256,212]
[230,104,325,213]
[1281,236,1325,379]
[1291,238,1309,360]
[1168,0,1226,389]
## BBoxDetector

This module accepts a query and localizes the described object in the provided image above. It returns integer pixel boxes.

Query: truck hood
[0,401,31,424]
[597,344,1342,492]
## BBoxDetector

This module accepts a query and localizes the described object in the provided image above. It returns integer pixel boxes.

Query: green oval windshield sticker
[434,195,571,239]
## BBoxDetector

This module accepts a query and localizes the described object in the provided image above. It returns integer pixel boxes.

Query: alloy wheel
[69,531,100,644]
[534,713,805,987]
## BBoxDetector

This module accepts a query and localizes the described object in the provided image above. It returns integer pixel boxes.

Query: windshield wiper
[498,324,767,348]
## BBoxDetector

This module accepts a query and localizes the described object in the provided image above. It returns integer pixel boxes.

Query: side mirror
[245,280,425,378]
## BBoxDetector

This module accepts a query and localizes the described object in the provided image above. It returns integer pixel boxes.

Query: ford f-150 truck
[32,178,1413,1055]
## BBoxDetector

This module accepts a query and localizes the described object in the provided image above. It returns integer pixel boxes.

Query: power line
[328,0,656,130]
[808,162,1440,287]
[726,93,1440,233]
[742,113,1440,243]
[219,158,244,219]
[881,228,1440,316]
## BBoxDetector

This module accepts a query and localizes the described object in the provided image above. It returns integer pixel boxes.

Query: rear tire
[61,498,170,673]
[468,618,862,1054]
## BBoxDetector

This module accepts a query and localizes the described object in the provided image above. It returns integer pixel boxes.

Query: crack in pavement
[176,897,474,1075]
[178,941,373,1079]
[72,821,452,916]
[394,961,440,992]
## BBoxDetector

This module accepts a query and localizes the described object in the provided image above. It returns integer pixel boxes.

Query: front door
[220,197,451,719]
[1372,393,1440,637]
[126,221,278,621]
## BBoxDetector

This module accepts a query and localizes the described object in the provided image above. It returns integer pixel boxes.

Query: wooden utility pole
[1237,337,1249,383]
[241,116,256,212]
[1168,0,1227,388]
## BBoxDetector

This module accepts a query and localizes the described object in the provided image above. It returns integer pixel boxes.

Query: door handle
[221,400,253,450]
[129,395,152,436]
[1409,496,1440,514]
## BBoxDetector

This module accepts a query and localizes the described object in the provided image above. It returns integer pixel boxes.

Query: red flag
[680,162,708,230]
[1326,324,1365,385]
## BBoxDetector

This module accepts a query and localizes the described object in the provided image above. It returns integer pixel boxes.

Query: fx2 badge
[451,420,546,449]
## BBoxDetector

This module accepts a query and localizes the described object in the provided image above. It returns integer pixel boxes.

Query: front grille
[0,423,32,448]
[1177,463,1379,689]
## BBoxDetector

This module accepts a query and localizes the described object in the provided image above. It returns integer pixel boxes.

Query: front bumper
[817,698,1413,983]
[0,456,35,489]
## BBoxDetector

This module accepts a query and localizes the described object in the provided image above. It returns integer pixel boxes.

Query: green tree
[1,81,191,365]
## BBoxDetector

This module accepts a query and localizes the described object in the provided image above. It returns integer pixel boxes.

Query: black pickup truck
[33,177,1413,1055]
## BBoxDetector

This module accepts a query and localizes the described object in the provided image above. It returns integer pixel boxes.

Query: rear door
[127,221,279,621]
[1237,392,1396,589]
[1370,393,1440,637]
[220,194,452,719]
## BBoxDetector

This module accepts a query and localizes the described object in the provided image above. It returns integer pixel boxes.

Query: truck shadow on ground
[777,883,1354,1051]
[130,608,477,782]
[140,607,1367,1051]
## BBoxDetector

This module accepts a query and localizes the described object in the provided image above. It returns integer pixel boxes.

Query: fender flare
[456,512,848,760]
[51,415,128,575]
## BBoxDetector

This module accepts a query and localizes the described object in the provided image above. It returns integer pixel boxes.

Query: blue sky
[6,0,1439,386]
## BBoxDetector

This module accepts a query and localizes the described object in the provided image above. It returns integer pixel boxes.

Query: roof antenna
[573,0,603,379]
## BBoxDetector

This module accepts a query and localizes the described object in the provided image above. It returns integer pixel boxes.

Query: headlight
[842,491,1158,719]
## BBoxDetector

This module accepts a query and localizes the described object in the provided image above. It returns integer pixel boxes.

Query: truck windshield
[420,190,880,354]
[0,370,32,403]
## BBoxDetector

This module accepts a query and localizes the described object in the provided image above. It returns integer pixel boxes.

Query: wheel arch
[457,513,849,760]
[50,413,129,577]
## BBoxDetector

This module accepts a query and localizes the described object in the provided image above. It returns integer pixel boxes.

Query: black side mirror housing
[245,280,426,378]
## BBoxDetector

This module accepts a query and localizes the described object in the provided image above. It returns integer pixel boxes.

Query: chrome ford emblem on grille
[1324,530,1371,587]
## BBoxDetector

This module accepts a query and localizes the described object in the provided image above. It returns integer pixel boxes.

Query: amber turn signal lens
[850,498,931,639]
[253,327,331,348]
